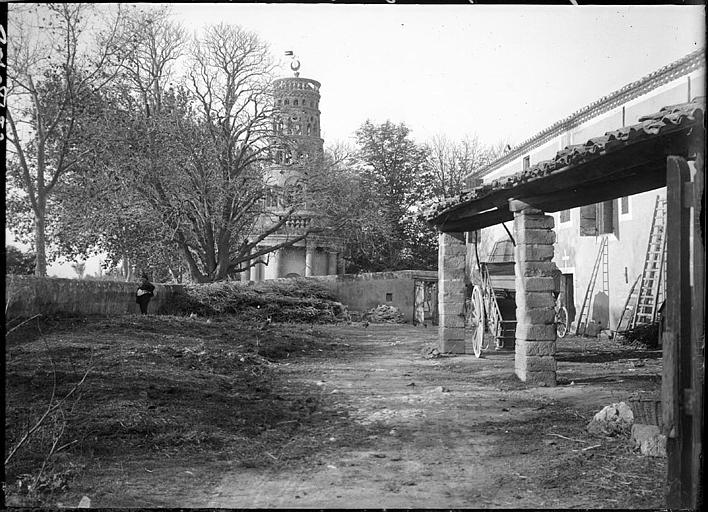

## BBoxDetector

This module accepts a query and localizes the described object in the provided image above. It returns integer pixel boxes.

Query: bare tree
[424,134,501,198]
[5,4,131,276]
[115,23,321,282]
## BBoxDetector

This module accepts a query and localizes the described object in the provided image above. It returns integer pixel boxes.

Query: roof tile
[423,98,704,222]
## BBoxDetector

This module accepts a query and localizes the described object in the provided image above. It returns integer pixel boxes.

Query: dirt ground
[5,318,664,508]
[200,325,664,509]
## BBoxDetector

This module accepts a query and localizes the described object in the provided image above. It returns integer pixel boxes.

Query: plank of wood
[689,151,704,510]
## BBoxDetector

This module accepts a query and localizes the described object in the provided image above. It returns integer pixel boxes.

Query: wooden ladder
[574,235,609,335]
[630,195,667,328]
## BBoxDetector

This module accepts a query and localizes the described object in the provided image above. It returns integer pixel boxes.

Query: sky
[8,3,705,278]
[167,3,704,147]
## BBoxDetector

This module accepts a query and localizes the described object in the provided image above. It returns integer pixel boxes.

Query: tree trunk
[34,210,48,277]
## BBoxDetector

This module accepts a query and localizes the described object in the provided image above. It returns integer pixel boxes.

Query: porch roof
[424,98,705,233]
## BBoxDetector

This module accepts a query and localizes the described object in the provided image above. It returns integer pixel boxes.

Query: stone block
[515,355,557,373]
[515,243,555,262]
[519,370,557,387]
[515,276,557,293]
[438,313,466,328]
[510,200,544,214]
[438,300,466,314]
[438,268,466,281]
[515,323,557,341]
[438,337,465,354]
[439,287,466,302]
[515,339,556,356]
[515,291,556,309]
[515,306,556,324]
[440,337,465,354]
[439,326,466,342]
[631,424,667,457]
[515,216,555,230]
[516,229,556,245]
[519,262,560,277]
[441,254,466,268]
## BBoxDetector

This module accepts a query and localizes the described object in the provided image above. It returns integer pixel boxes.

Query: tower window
[284,99,289,105]
[294,99,298,106]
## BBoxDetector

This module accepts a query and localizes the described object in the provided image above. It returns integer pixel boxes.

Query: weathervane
[285,50,300,77]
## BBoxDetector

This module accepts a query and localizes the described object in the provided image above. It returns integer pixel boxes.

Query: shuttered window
[560,209,571,223]
[579,201,615,236]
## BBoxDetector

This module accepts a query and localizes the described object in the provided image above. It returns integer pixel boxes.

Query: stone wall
[269,270,437,323]
[5,275,185,317]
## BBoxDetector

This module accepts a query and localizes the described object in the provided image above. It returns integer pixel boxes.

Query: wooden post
[662,155,694,508]
[689,152,704,509]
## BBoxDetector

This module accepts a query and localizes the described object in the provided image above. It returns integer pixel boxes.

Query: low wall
[270,270,438,322]
[5,275,185,317]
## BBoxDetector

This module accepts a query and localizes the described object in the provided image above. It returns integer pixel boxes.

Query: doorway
[414,280,438,326]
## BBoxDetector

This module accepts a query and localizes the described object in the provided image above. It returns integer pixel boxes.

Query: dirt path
[199,324,664,509]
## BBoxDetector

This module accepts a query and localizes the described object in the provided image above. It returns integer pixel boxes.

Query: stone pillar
[337,252,345,275]
[255,246,267,282]
[510,200,558,386]
[305,243,315,277]
[268,248,281,279]
[327,251,338,275]
[438,232,467,353]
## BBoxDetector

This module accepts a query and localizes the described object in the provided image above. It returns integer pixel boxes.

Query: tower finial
[285,50,301,77]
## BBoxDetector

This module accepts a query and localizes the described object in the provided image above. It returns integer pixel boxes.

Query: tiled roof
[469,48,705,180]
[424,97,705,223]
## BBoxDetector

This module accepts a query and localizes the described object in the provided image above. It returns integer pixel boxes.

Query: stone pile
[366,304,406,324]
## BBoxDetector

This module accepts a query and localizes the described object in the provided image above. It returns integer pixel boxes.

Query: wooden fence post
[663,155,697,508]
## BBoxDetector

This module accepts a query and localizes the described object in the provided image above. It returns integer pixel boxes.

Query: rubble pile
[366,304,406,324]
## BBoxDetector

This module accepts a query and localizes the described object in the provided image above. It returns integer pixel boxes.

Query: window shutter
[579,204,598,236]
[598,200,614,234]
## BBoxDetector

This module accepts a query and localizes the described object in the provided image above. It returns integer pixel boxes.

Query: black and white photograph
[3,1,704,508]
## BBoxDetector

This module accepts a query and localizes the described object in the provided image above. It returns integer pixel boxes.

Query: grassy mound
[172,278,345,323]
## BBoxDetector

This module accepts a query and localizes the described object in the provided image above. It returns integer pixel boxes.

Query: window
[620,196,629,215]
[284,99,289,105]
[293,99,298,106]
[579,201,615,236]
[560,209,571,224]
[523,155,530,171]
[385,293,393,302]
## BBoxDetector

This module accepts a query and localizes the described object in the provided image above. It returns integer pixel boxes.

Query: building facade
[464,49,705,332]
[243,63,344,282]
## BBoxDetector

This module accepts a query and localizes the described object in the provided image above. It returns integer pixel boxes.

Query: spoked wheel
[555,305,569,338]
[466,285,486,358]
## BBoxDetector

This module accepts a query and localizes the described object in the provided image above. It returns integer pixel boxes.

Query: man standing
[136,274,156,315]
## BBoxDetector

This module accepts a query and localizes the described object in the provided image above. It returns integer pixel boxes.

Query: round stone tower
[244,56,344,282]
[271,75,324,166]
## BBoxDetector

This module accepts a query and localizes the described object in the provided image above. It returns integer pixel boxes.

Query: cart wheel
[467,286,485,358]
[555,305,569,338]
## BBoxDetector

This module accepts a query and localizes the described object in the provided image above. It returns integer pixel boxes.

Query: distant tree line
[5,4,508,281]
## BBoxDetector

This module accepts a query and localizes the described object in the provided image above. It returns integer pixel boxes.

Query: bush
[172,279,345,323]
